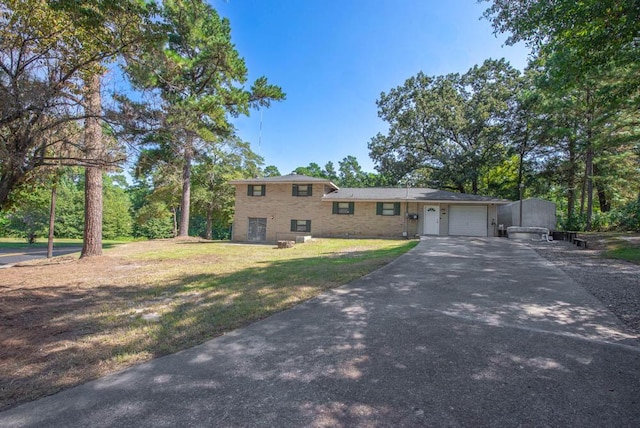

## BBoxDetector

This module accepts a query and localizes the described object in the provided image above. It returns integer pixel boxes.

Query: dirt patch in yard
[0,239,236,410]
[0,238,416,411]
[1,247,158,409]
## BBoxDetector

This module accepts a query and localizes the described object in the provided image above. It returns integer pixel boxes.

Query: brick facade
[232,183,418,241]
[232,182,336,242]
[231,176,504,242]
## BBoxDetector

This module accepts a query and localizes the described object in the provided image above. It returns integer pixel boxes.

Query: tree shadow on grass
[0,244,414,411]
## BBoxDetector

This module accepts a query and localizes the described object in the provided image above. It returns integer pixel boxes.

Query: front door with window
[248,217,267,241]
[423,205,439,235]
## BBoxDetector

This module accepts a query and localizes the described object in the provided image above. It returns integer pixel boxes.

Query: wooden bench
[573,238,588,248]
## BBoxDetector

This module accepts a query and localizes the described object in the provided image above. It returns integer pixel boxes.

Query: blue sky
[214,0,530,175]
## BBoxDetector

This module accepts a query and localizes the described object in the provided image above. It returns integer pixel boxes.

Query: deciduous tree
[369,59,520,194]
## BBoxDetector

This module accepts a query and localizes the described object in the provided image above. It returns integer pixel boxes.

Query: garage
[449,205,487,237]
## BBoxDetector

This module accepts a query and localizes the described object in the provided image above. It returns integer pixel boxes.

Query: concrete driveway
[1,237,639,427]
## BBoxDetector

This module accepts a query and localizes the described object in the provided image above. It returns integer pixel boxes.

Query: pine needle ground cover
[0,238,417,411]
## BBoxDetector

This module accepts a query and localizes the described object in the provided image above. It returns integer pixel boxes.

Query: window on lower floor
[377,202,401,216]
[290,219,311,232]
[332,202,354,215]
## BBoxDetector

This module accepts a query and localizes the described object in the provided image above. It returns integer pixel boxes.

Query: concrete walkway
[1,237,639,427]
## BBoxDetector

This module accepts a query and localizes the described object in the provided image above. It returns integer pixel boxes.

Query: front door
[423,205,439,235]
[248,217,267,241]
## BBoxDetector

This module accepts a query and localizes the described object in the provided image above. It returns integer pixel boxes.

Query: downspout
[405,201,409,237]
[404,184,409,238]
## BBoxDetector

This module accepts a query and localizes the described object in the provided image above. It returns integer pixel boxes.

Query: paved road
[0,246,81,267]
[1,237,639,427]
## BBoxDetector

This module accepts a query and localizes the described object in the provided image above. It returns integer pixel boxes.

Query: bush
[558,213,585,231]
[611,200,640,232]
[134,202,174,239]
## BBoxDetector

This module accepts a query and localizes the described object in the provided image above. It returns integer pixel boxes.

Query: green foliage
[481,0,639,90]
[190,137,264,239]
[0,0,157,208]
[262,165,281,177]
[134,201,174,239]
[480,155,520,199]
[294,163,325,178]
[290,156,392,188]
[615,200,640,232]
[592,200,640,232]
[54,172,85,238]
[369,59,520,194]
[338,156,368,187]
[602,245,640,264]
[0,170,135,240]
[480,1,639,230]
[556,199,640,233]
[118,0,285,237]
[324,162,338,182]
[102,175,133,239]
[1,185,50,241]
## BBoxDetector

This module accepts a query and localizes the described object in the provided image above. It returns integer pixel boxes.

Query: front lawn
[0,238,417,410]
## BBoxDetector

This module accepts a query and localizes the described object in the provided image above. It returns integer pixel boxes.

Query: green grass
[600,238,640,264]
[119,239,420,355]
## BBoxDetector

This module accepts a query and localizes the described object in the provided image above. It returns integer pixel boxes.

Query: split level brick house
[229,174,510,242]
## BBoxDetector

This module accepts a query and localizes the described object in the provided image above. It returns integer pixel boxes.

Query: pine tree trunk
[47,182,57,259]
[593,164,610,212]
[81,74,103,258]
[178,148,192,237]
[566,133,577,222]
[580,166,586,218]
[584,88,594,231]
[585,147,594,230]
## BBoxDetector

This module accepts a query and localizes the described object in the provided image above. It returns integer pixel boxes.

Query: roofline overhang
[229,178,339,190]
[321,198,510,204]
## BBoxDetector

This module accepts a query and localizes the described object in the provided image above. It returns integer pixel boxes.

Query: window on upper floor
[292,184,313,197]
[332,202,354,215]
[377,202,401,216]
[247,185,265,196]
[291,219,311,232]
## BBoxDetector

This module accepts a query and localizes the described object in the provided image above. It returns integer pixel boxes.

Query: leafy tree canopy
[369,58,520,194]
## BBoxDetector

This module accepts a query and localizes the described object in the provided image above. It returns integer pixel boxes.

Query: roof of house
[229,174,338,188]
[229,175,509,203]
[322,187,510,204]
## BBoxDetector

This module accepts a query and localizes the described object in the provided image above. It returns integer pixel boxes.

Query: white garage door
[449,205,487,237]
